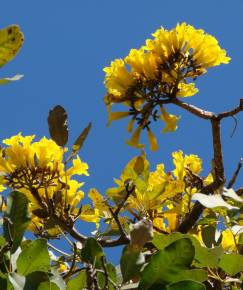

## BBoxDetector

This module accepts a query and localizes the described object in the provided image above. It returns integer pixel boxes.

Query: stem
[227,158,243,188]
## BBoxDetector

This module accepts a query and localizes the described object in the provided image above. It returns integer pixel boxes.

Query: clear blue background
[1,0,243,263]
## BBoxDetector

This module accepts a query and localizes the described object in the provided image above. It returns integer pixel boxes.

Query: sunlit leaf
[0,74,23,85]
[0,25,24,68]
[222,188,243,203]
[8,273,25,290]
[192,193,239,210]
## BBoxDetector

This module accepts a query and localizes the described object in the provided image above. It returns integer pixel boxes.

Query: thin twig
[177,118,225,233]
[230,115,237,138]
[217,99,243,120]
[47,242,71,257]
[115,180,135,215]
[63,243,77,279]
[96,269,119,289]
[109,207,127,239]
[227,158,243,188]
[101,256,109,290]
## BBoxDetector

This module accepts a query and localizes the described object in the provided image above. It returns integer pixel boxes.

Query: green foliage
[17,239,50,275]
[0,22,243,290]
[138,238,207,289]
[120,245,145,282]
[166,280,206,290]
[3,191,30,253]
[67,271,87,290]
[80,237,104,267]
[218,254,243,276]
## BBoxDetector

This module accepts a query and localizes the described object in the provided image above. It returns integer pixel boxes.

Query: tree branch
[171,98,214,119]
[227,158,243,188]
[217,99,243,120]
[177,117,225,233]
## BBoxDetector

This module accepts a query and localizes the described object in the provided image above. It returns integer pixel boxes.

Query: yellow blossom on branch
[103,23,230,150]
[0,133,90,236]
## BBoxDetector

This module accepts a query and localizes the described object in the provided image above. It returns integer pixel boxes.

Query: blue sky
[1,1,243,263]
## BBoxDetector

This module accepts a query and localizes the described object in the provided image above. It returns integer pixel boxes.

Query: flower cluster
[103,23,230,150]
[0,133,95,236]
[90,151,212,233]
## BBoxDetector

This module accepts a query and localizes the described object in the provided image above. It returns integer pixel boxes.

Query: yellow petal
[160,107,180,133]
[147,129,159,151]
[126,127,144,149]
[107,111,130,126]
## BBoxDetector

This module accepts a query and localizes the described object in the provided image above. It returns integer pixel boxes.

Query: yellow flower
[221,229,238,252]
[146,23,230,78]
[103,59,137,102]
[103,23,230,151]
[107,111,131,126]
[88,188,108,213]
[160,107,180,133]
[0,133,89,224]
[172,150,202,180]
[147,129,159,151]
[80,205,100,228]
[126,126,144,149]
[125,48,159,79]
[66,156,89,176]
[177,83,199,97]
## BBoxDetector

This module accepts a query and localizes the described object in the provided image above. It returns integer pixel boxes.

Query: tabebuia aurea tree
[0,23,242,290]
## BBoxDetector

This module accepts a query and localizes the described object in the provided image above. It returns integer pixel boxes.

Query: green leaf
[17,239,50,276]
[0,271,8,290]
[152,232,223,268]
[80,238,104,267]
[38,282,60,290]
[24,272,49,290]
[219,254,243,276]
[66,271,87,290]
[120,245,145,283]
[152,232,183,250]
[3,191,30,253]
[0,236,6,247]
[139,238,200,289]
[238,233,243,245]
[167,280,206,290]
[97,263,117,289]
[48,105,68,146]
[191,237,223,268]
[201,225,216,248]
